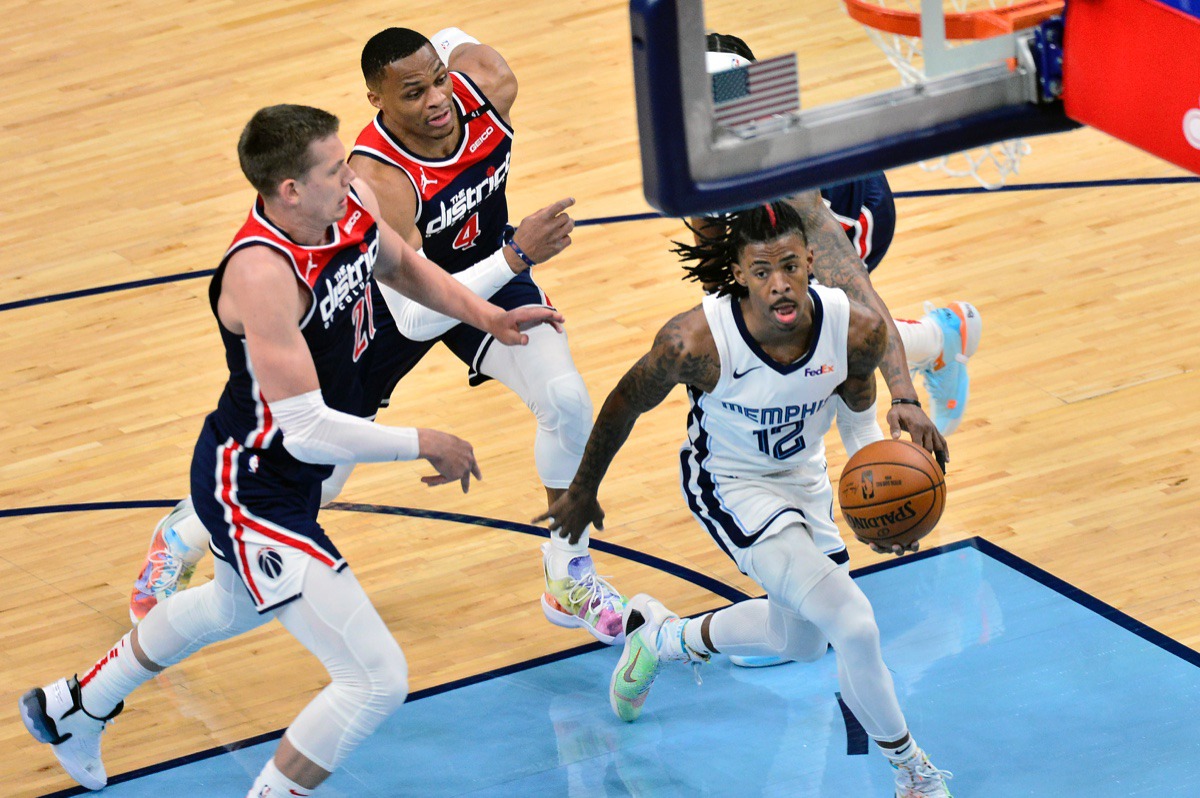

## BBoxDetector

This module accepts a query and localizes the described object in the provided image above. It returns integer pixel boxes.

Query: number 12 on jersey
[753,420,807,460]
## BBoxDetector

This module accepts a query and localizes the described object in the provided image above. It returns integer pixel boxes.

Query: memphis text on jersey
[720,396,830,425]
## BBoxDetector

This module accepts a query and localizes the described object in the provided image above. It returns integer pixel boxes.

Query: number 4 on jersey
[453,212,481,250]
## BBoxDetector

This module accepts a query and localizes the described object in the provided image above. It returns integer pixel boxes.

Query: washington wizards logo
[257,548,284,579]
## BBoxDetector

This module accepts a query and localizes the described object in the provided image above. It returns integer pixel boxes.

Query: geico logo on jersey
[342,210,362,235]
[318,237,379,328]
[424,150,511,237]
[804,363,835,377]
[720,397,828,424]
[468,124,495,154]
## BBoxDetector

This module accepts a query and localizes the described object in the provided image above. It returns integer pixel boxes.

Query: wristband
[505,233,537,268]
[891,397,922,408]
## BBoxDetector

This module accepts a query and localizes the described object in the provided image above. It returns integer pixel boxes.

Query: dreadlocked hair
[674,200,807,297]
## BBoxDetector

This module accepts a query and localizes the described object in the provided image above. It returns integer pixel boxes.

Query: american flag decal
[711,54,799,129]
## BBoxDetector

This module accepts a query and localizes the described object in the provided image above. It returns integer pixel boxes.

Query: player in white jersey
[538,201,953,797]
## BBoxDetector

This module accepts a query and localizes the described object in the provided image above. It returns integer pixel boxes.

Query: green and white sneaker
[609,594,708,722]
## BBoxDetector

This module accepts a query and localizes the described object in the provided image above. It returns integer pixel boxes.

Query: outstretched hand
[510,197,576,266]
[489,306,565,346]
[533,486,604,546]
[417,428,482,493]
[886,403,948,472]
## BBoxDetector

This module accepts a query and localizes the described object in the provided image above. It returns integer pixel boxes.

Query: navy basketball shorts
[191,417,347,613]
[364,269,552,410]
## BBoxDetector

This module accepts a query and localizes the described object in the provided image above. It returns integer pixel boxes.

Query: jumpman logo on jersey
[303,253,318,281]
[419,166,438,193]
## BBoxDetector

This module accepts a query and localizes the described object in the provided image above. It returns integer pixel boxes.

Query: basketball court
[27,528,1200,797]
[3,0,1199,796]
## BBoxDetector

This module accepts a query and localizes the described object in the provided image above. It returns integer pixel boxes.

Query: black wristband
[891,397,922,408]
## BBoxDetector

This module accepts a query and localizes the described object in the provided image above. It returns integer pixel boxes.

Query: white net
[857,0,1032,189]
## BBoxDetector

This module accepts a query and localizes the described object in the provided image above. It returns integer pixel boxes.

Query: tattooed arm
[786,190,948,464]
[837,298,888,412]
[533,306,719,543]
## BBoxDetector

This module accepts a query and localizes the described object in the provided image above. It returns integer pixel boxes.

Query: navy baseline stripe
[7,174,1200,314]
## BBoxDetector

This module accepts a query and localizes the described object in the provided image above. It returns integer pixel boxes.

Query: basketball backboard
[629,0,1079,215]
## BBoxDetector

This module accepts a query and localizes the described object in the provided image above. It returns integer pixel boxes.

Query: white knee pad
[534,372,593,488]
[277,566,409,772]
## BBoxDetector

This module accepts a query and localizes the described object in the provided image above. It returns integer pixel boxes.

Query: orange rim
[843,0,1064,39]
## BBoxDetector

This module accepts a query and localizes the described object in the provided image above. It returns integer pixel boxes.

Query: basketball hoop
[844,0,1064,188]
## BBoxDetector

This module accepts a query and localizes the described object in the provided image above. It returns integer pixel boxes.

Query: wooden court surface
[2,1,1198,794]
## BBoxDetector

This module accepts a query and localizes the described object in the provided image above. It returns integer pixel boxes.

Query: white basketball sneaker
[892,748,954,797]
[19,676,122,791]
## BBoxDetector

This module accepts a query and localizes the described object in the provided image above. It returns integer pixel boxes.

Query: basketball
[838,439,945,549]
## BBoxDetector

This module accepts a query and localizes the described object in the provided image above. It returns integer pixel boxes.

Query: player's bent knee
[542,372,593,454]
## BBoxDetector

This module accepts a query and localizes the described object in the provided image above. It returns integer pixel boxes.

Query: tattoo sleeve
[789,191,920,400]
[841,311,888,411]
[570,313,711,493]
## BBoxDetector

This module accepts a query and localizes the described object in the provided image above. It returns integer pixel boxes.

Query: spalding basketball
[838,439,945,549]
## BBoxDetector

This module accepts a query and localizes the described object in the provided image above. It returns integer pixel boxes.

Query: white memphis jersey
[686,285,850,479]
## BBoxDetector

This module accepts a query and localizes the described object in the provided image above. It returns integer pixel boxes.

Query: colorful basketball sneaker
[916,301,982,435]
[608,594,708,722]
[19,676,122,791]
[129,498,207,624]
[540,542,626,645]
[892,748,954,797]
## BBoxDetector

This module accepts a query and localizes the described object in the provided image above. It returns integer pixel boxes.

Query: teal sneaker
[917,301,982,435]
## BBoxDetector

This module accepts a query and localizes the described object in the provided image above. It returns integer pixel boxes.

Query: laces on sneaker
[563,571,622,612]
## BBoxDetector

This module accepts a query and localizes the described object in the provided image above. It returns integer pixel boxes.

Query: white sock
[78,632,157,717]
[247,757,313,797]
[894,315,943,368]
[545,525,591,580]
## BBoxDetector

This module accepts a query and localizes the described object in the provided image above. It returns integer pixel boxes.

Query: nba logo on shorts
[861,470,875,500]
[257,548,284,579]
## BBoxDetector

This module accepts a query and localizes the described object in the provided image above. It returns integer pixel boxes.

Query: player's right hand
[417,429,482,492]
[533,485,604,546]
[510,197,576,266]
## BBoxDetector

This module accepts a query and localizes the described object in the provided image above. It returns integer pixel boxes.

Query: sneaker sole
[19,688,59,744]
[540,593,621,645]
[729,654,790,668]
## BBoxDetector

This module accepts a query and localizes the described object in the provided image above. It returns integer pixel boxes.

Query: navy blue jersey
[351,72,513,273]
[820,172,895,272]
[206,189,380,485]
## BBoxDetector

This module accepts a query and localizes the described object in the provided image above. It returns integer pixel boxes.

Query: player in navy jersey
[21,104,562,797]
[537,202,953,798]
[348,28,625,644]
[702,33,982,440]
[128,27,626,646]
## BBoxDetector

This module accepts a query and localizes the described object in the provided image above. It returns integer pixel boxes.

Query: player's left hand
[868,540,920,557]
[490,306,565,345]
[887,403,948,472]
[533,486,604,546]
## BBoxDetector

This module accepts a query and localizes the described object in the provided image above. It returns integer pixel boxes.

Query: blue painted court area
[54,539,1200,797]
